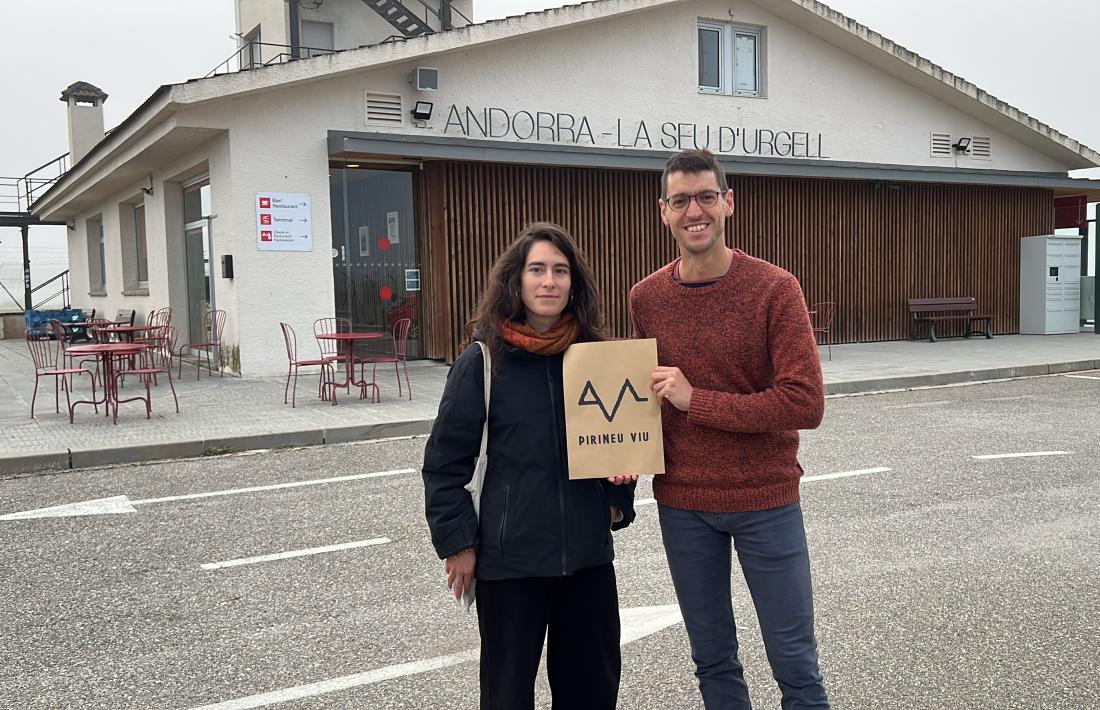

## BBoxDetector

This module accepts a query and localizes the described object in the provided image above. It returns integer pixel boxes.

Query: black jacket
[423,342,636,581]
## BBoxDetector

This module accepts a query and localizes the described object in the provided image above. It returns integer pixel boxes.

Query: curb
[0,418,436,477]
[824,359,1100,395]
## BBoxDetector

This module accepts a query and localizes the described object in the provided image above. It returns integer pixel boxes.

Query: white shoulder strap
[476,342,491,459]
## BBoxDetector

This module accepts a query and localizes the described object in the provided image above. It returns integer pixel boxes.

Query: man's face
[659,170,734,258]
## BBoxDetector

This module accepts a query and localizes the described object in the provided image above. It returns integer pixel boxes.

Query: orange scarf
[500,313,580,355]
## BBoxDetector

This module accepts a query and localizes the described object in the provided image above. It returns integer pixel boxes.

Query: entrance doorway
[182,178,213,344]
[329,166,422,357]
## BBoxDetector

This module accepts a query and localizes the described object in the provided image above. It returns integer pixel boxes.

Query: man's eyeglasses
[662,190,729,212]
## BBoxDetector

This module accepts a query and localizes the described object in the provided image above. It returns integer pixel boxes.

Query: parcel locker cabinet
[1020,235,1083,334]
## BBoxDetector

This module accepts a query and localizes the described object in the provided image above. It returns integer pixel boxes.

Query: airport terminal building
[29,0,1100,374]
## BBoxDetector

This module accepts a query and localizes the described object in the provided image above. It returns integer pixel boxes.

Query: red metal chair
[364,318,412,400]
[177,309,226,379]
[25,329,97,422]
[280,322,338,407]
[115,325,180,418]
[313,316,359,391]
[809,302,836,361]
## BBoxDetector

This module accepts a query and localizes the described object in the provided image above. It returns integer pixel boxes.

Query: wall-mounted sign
[256,192,312,252]
[386,211,400,245]
[405,269,421,292]
[441,104,830,159]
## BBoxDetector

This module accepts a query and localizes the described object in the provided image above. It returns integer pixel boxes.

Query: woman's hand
[606,475,638,485]
[445,548,476,601]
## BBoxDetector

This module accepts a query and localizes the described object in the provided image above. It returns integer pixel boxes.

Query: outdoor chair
[280,322,338,407]
[115,325,179,418]
[809,302,836,361]
[25,329,97,422]
[313,316,368,390]
[177,309,226,379]
[364,318,412,400]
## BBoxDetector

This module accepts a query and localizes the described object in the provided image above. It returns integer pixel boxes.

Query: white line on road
[636,498,656,507]
[884,400,951,410]
[1064,374,1100,381]
[971,451,1071,460]
[802,467,892,483]
[136,469,415,506]
[0,469,416,520]
[201,538,391,571]
[187,605,681,710]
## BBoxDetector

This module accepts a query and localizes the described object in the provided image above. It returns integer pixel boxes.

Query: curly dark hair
[464,222,606,369]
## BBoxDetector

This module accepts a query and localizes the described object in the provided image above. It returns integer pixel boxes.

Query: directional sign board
[256,192,312,252]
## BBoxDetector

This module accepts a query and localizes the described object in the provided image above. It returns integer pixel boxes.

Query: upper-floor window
[698,21,763,97]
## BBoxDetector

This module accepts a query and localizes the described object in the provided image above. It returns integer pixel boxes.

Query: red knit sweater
[630,250,824,513]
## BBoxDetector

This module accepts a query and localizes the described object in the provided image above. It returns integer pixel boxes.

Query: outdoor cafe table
[101,324,155,342]
[315,331,383,404]
[66,342,149,424]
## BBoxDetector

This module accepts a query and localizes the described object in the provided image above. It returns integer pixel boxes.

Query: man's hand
[606,475,638,485]
[651,366,694,412]
[445,548,476,601]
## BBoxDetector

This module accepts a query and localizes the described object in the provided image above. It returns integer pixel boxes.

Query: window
[134,204,148,285]
[698,21,763,97]
[301,20,334,58]
[87,216,106,293]
[243,26,261,69]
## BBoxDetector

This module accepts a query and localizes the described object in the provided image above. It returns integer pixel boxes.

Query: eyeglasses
[663,190,729,212]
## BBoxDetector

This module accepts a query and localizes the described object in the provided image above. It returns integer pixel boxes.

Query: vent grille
[366,92,403,125]
[930,132,952,157]
[971,136,992,160]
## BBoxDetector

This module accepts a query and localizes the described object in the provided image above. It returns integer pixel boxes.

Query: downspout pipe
[289,0,301,59]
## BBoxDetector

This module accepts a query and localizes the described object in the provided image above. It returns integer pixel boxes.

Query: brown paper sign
[562,339,665,480]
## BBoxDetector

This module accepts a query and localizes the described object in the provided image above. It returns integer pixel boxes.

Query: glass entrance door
[329,166,422,357]
[182,179,212,344]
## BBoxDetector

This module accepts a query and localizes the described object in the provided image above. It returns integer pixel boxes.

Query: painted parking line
[201,538,391,571]
[1063,374,1100,381]
[803,467,891,483]
[972,451,1071,460]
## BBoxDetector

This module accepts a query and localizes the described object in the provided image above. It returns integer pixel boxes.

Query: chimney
[60,81,108,164]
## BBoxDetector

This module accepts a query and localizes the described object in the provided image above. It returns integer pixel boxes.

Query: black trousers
[475,562,621,710]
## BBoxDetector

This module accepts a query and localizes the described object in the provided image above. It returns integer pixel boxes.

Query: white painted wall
[58,0,1083,372]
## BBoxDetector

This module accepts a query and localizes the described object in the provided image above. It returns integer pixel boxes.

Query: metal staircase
[360,0,434,38]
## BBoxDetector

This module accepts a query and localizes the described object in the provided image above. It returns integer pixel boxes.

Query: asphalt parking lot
[1,373,1098,709]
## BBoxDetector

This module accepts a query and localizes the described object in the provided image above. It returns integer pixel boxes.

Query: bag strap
[476,342,491,459]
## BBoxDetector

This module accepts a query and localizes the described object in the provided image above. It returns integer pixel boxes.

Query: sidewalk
[2,333,1098,475]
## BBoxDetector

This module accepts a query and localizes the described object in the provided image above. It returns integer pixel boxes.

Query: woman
[423,222,636,709]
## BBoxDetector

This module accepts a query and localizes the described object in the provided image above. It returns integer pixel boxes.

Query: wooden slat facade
[421,161,1053,361]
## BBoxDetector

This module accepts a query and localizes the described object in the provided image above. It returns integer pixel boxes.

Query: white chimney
[60,82,108,164]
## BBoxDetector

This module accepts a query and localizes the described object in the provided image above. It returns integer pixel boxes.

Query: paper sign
[563,339,665,480]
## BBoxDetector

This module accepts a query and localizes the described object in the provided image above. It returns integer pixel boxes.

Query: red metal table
[66,342,150,424]
[315,331,384,404]
[101,324,155,343]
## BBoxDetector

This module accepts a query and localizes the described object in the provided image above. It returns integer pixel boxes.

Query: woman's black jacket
[423,341,637,581]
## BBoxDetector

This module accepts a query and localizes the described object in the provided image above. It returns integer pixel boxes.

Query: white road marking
[201,538,391,571]
[884,400,950,410]
[0,469,415,520]
[1064,374,1100,381]
[972,451,1071,460]
[802,467,892,483]
[187,605,682,710]
[636,498,656,507]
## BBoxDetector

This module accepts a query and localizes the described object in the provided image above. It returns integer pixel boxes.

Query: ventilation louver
[930,132,952,157]
[971,136,992,160]
[366,92,403,125]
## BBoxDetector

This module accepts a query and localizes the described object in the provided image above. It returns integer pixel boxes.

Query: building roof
[32,0,1100,215]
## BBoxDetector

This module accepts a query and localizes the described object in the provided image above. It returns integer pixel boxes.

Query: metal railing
[205,41,338,78]
[0,270,70,312]
[0,152,71,215]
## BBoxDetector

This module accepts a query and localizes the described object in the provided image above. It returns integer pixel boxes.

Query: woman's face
[520,239,572,330]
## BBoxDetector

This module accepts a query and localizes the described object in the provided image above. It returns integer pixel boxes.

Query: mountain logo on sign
[578,379,649,423]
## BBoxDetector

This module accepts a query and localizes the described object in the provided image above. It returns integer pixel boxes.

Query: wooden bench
[907,297,994,342]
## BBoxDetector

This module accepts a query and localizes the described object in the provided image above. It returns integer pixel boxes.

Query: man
[629,148,829,708]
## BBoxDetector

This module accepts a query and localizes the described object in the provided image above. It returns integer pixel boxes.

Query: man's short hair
[661,149,728,198]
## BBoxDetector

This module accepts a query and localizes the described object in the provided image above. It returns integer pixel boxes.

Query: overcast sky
[2,0,1097,296]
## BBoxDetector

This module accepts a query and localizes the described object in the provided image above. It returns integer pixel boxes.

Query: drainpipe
[289,0,301,59]
[441,0,453,30]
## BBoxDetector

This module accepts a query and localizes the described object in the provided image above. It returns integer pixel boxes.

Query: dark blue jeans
[658,502,829,710]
